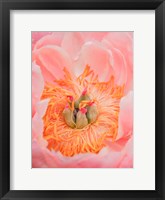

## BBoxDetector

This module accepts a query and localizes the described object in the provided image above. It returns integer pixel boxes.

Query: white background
[10,10,155,190]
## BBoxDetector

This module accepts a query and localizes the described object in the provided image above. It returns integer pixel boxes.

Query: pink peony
[32,32,133,168]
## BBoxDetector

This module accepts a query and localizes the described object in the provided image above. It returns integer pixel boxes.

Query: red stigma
[82,88,87,96]
[65,103,69,109]
[67,95,73,102]
[88,101,94,106]
[80,107,87,114]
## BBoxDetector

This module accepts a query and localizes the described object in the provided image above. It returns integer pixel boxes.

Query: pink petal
[32,32,52,50]
[108,47,127,85]
[102,32,133,93]
[33,32,65,50]
[32,62,44,117]
[117,137,133,168]
[32,99,49,140]
[105,134,131,152]
[82,32,108,42]
[117,91,133,140]
[32,45,72,83]
[32,140,61,168]
[73,41,114,81]
[61,32,85,60]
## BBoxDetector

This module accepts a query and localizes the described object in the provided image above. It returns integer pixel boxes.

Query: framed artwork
[0,0,165,199]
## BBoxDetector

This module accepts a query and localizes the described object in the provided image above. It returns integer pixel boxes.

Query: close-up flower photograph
[32,31,133,168]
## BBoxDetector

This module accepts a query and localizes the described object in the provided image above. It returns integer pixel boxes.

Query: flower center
[41,65,125,157]
[63,89,98,129]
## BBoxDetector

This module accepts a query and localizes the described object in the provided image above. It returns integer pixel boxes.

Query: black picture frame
[0,0,165,199]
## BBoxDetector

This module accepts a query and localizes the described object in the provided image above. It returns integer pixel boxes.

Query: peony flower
[32,32,133,168]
